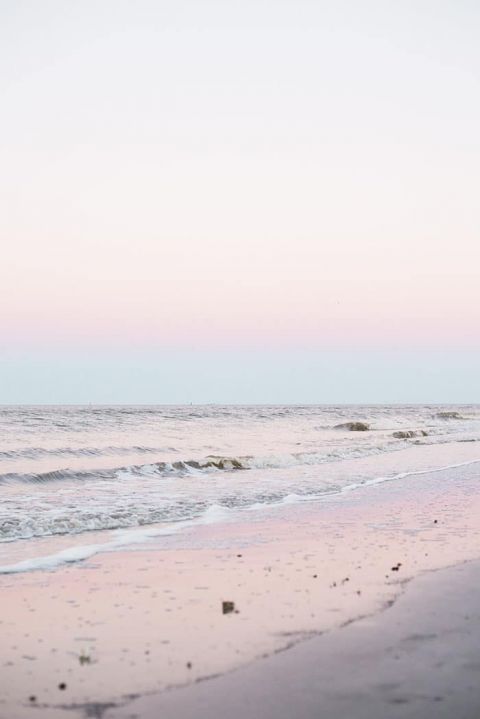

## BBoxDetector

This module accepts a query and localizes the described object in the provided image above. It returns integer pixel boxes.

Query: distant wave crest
[0,444,171,461]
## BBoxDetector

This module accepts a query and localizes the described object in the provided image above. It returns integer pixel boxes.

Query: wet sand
[108,559,480,719]
[1,459,480,718]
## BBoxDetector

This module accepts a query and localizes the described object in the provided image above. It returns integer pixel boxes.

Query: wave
[0,504,237,574]
[0,457,248,485]
[0,487,296,542]
[0,443,408,486]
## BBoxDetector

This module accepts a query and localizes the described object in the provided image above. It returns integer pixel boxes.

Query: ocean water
[1,404,479,573]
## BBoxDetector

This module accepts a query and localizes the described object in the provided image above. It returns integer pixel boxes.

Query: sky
[1,0,479,403]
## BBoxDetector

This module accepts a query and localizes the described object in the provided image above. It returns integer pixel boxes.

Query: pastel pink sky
[1,1,479,354]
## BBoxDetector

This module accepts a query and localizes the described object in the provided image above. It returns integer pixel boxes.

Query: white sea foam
[0,523,188,574]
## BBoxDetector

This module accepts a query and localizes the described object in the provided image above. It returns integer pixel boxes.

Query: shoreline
[3,441,480,575]
[2,458,480,718]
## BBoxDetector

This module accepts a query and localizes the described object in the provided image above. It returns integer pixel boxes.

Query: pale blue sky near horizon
[1,349,479,404]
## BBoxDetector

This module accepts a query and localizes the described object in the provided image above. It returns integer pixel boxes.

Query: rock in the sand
[334,422,370,432]
[392,430,428,439]
[222,601,235,615]
[436,411,464,419]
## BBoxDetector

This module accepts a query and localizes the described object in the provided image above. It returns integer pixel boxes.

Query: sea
[1,404,479,574]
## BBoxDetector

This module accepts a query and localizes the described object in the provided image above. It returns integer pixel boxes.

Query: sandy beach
[2,451,480,719]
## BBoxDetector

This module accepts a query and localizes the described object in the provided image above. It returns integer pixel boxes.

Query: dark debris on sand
[222,601,236,614]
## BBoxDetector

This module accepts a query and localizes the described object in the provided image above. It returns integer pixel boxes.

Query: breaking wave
[0,443,409,486]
